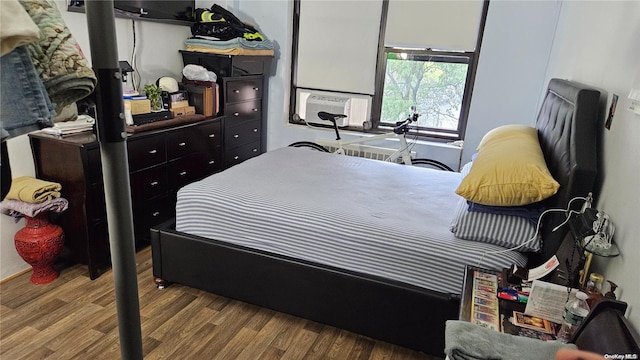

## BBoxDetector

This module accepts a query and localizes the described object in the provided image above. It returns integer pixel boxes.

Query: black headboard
[531,78,601,266]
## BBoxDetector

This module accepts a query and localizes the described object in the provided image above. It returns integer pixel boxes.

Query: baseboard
[0,267,31,284]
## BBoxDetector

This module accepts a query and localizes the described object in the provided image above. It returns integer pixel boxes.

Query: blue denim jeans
[1,45,55,141]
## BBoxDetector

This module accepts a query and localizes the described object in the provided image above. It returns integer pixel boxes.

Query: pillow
[467,201,544,222]
[455,125,559,206]
[450,197,542,252]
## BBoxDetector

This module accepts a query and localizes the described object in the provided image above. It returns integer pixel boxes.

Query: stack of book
[41,116,94,136]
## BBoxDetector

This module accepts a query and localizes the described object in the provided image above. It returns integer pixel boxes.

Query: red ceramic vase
[14,213,65,284]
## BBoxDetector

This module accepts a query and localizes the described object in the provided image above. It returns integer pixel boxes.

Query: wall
[543,0,640,329]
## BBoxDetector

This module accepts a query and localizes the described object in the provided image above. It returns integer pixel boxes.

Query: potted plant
[144,83,162,111]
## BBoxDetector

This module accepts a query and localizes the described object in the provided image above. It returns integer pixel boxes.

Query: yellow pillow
[455,125,560,206]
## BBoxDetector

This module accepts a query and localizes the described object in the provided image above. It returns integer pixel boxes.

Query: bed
[150,78,601,356]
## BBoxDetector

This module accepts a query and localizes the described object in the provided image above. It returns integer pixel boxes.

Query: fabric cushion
[455,125,560,206]
[467,201,543,222]
[450,196,542,252]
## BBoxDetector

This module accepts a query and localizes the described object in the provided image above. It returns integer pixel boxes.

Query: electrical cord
[130,20,140,92]
[476,194,593,267]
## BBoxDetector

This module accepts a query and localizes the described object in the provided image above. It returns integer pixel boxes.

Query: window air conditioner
[305,94,351,127]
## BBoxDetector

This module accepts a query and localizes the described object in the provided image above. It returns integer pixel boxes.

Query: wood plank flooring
[1,246,442,360]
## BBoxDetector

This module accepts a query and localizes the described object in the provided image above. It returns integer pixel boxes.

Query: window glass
[380,51,470,135]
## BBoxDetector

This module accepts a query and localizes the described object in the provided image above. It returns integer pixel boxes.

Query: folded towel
[445,320,576,360]
[0,198,68,221]
[0,0,39,56]
[19,0,97,114]
[4,176,61,203]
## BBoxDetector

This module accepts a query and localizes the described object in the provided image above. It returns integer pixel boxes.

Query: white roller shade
[385,0,484,51]
[296,0,383,95]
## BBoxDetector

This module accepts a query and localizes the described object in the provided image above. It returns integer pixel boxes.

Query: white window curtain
[384,0,484,51]
[295,0,383,95]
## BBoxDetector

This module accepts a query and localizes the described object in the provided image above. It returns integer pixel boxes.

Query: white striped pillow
[449,196,542,252]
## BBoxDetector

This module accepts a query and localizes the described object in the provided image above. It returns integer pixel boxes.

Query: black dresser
[180,51,272,166]
[29,118,223,279]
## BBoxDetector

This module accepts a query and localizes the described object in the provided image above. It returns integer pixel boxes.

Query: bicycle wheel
[288,141,330,152]
[410,158,454,171]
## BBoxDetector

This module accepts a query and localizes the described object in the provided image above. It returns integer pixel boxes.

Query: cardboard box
[171,106,196,117]
[170,100,189,109]
[124,99,151,115]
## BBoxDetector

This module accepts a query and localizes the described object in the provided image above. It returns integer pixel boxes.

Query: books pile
[41,116,94,136]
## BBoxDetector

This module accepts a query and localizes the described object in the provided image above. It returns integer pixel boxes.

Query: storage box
[170,100,190,109]
[124,99,151,115]
[171,106,196,117]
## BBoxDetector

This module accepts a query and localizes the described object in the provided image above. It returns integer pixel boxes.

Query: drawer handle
[253,128,258,132]
[148,149,158,154]
[208,134,215,138]
[252,148,258,152]
[180,171,187,176]
[233,134,239,138]
[208,160,215,165]
[252,108,259,112]
[150,181,159,186]
[234,155,239,160]
[178,142,186,147]
[152,212,160,217]
[233,89,240,93]
[233,112,240,117]
[253,87,259,91]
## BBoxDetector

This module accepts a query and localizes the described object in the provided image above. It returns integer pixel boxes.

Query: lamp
[568,204,620,287]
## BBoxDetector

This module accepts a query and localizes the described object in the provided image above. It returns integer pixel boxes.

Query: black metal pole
[85,2,143,359]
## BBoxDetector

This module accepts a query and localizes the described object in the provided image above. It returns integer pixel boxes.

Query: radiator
[315,139,415,162]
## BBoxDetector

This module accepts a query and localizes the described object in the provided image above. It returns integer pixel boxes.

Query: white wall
[543,0,640,329]
[463,0,562,163]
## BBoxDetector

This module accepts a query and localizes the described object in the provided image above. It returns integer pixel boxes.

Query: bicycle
[289,108,454,171]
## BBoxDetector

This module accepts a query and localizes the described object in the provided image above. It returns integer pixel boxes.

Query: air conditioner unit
[305,94,351,127]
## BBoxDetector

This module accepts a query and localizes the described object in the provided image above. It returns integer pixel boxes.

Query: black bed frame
[150,79,601,356]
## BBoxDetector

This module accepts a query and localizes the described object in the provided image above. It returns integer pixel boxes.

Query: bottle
[584,273,604,308]
[557,291,590,343]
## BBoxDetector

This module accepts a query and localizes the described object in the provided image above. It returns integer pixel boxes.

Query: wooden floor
[1,246,442,360]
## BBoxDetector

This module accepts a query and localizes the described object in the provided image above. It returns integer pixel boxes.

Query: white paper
[524,280,576,324]
[526,255,560,281]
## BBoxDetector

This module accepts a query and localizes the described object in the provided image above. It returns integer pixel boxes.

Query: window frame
[290,0,489,142]
[375,48,476,141]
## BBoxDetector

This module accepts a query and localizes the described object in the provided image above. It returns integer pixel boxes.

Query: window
[291,0,487,141]
[378,49,473,139]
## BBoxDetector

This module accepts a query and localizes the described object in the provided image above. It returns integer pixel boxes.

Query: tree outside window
[380,51,470,136]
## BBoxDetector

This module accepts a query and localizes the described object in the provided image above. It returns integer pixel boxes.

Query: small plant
[144,84,162,111]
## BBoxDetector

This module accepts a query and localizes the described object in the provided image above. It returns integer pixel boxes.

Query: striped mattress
[176,146,527,295]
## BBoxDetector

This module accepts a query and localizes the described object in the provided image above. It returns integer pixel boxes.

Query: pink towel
[0,197,68,221]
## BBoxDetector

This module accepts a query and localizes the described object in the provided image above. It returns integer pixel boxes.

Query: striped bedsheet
[176,146,527,295]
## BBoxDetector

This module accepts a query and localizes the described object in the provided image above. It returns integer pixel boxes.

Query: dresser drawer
[225,119,261,148]
[127,135,166,172]
[224,140,261,167]
[167,126,201,160]
[168,153,208,190]
[133,195,173,243]
[224,101,261,122]
[198,121,222,149]
[225,77,263,103]
[129,165,167,201]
